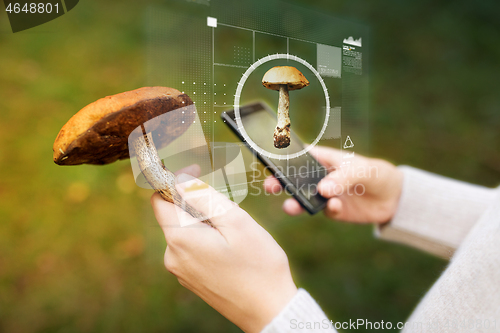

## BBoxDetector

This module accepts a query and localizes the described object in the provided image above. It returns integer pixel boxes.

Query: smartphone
[221,102,328,214]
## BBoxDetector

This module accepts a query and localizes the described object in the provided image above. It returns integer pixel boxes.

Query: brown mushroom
[53,87,214,227]
[262,66,309,149]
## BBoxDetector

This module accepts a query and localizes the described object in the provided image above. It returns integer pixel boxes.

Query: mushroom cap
[53,87,194,166]
[262,66,309,91]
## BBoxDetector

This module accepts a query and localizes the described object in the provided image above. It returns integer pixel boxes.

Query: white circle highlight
[233,54,330,160]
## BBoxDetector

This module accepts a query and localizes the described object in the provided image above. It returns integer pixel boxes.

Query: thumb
[175,173,241,229]
[317,163,368,198]
[308,146,342,170]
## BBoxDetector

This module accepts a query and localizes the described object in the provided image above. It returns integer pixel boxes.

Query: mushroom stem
[132,127,214,228]
[274,84,291,148]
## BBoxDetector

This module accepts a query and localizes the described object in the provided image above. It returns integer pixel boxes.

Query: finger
[317,153,371,196]
[175,173,243,229]
[151,192,183,228]
[323,198,343,220]
[151,192,183,243]
[308,146,343,170]
[151,192,209,244]
[263,175,283,194]
[163,245,179,276]
[282,198,305,216]
[317,177,345,199]
[318,158,371,196]
[174,164,201,178]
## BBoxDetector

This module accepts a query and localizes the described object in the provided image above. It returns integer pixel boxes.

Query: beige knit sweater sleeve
[376,166,497,258]
[262,166,500,333]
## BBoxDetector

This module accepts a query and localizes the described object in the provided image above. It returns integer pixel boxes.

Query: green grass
[0,0,499,332]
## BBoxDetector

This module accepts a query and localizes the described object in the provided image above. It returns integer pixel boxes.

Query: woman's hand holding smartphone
[264,145,403,224]
[221,102,329,214]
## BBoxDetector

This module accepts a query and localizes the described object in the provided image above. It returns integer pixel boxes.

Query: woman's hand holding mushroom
[264,146,403,224]
[151,174,297,333]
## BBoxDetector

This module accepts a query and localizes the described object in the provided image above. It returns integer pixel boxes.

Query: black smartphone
[221,102,328,214]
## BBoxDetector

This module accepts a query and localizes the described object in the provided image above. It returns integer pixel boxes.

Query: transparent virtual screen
[142,0,369,196]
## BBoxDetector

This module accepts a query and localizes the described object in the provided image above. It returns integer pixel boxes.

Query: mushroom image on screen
[53,87,214,227]
[262,66,309,149]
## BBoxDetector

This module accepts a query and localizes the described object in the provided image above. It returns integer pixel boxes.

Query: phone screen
[222,102,328,214]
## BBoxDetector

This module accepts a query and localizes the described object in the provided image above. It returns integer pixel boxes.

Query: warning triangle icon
[343,136,354,149]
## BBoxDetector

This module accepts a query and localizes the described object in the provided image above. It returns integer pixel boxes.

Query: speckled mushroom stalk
[274,84,291,148]
[133,126,214,227]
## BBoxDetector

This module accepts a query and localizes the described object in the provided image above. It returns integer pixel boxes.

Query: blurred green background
[1,0,499,332]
